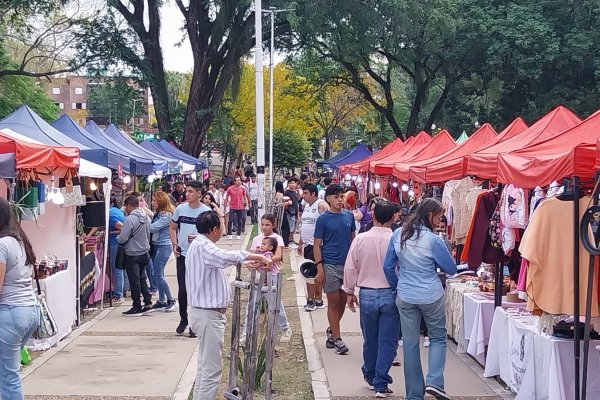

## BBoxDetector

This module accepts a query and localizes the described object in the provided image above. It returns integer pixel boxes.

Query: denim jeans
[359,287,400,392]
[145,257,159,291]
[125,253,152,310]
[396,295,447,400]
[152,244,174,303]
[228,209,245,235]
[109,242,129,298]
[250,199,258,223]
[0,304,40,400]
[177,256,188,323]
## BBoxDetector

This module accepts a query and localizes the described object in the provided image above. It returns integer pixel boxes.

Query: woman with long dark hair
[0,197,40,399]
[383,198,457,400]
[202,192,226,232]
[274,181,291,247]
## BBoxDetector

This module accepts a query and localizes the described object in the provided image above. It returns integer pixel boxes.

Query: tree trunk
[406,82,428,136]
[324,133,331,159]
[424,79,454,134]
[384,108,404,139]
[181,67,215,157]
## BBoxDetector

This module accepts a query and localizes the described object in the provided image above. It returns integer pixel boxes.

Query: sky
[160,2,285,73]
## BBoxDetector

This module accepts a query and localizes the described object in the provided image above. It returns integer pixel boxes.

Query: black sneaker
[304,300,317,312]
[165,300,178,312]
[334,338,349,355]
[176,320,188,335]
[143,302,166,315]
[425,385,451,400]
[122,307,143,317]
[189,328,197,338]
[315,300,325,309]
[375,388,393,398]
[141,304,153,313]
[325,327,335,348]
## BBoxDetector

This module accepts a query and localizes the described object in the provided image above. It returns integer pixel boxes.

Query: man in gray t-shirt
[169,181,211,336]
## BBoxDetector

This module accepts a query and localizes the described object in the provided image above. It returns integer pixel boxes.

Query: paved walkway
[289,250,515,400]
[21,230,253,400]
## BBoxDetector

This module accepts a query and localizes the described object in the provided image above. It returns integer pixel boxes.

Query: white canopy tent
[0,127,112,320]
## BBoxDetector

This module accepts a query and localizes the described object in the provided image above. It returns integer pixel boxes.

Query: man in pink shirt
[224,176,249,240]
[344,202,398,398]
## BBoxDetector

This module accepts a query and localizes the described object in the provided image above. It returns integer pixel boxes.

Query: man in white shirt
[246,173,259,224]
[298,183,329,311]
[186,211,269,400]
[169,181,211,337]
[318,177,332,200]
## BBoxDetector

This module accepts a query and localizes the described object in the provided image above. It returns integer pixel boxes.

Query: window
[75,87,83,95]
[75,103,83,110]
[82,102,86,110]
[71,103,76,110]
[52,87,60,95]
[138,118,144,125]
[59,103,64,110]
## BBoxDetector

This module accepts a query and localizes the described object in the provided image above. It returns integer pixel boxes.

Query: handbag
[31,269,58,340]
[115,222,145,270]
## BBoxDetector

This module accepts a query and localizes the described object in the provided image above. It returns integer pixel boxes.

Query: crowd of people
[0,159,456,400]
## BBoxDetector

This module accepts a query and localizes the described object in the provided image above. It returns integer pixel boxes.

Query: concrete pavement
[21,231,252,400]
[289,250,515,400]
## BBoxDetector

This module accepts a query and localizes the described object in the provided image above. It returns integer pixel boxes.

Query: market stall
[0,130,81,349]
[339,138,403,174]
[370,131,432,175]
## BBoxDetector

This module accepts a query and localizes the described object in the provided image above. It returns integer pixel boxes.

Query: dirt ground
[214,242,314,399]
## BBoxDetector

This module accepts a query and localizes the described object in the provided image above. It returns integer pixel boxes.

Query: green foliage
[270,129,311,171]
[0,45,58,120]
[87,78,144,128]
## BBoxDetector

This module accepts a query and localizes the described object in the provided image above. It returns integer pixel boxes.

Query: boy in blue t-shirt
[314,184,355,355]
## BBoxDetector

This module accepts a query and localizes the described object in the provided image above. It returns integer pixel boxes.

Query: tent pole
[76,231,81,326]
[573,176,581,400]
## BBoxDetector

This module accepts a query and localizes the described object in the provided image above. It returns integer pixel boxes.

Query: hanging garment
[520,196,599,316]
[466,190,507,270]
[501,184,528,229]
[451,178,478,245]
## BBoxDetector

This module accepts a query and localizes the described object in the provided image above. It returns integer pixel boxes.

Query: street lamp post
[263,7,292,186]
[255,0,266,222]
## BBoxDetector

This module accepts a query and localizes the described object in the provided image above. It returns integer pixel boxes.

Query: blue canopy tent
[0,105,114,168]
[139,140,197,173]
[318,148,351,168]
[141,140,205,169]
[329,144,372,169]
[53,115,132,174]
[84,121,153,176]
[103,124,174,173]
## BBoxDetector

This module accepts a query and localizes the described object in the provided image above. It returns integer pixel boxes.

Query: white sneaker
[424,336,430,347]
[228,235,233,240]
[280,328,292,342]
[236,235,241,240]
[398,339,403,347]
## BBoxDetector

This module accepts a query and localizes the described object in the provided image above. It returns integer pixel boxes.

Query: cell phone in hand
[176,246,182,254]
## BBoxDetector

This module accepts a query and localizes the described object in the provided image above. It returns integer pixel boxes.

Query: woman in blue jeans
[383,198,457,400]
[0,197,40,399]
[145,191,177,313]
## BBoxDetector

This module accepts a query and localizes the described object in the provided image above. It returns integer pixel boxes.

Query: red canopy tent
[371,131,432,175]
[394,123,497,181]
[463,106,581,180]
[405,118,529,183]
[495,117,529,142]
[340,138,403,174]
[0,130,79,171]
[496,109,600,188]
[382,129,456,178]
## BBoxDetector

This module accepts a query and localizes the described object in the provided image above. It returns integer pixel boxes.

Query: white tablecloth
[463,293,526,365]
[484,307,600,400]
[27,270,76,350]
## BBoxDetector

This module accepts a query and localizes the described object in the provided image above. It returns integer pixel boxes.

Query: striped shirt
[185,234,249,308]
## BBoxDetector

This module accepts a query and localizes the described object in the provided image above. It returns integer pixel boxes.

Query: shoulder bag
[31,269,58,340]
[115,221,145,269]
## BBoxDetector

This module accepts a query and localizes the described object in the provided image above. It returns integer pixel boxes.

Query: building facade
[37,75,151,131]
